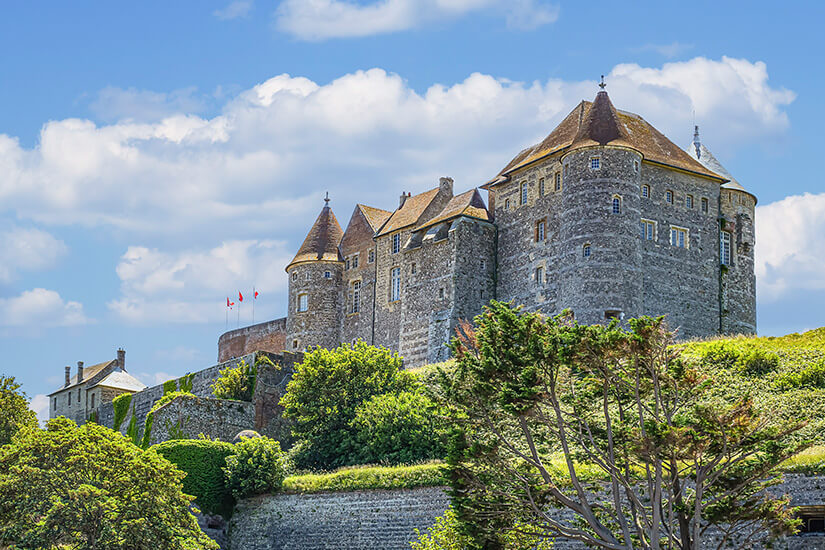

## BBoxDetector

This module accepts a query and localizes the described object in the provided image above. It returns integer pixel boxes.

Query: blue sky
[1,1,822,421]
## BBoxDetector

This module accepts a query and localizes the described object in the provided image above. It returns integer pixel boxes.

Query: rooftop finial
[693,125,701,159]
[598,75,606,90]
[324,191,330,206]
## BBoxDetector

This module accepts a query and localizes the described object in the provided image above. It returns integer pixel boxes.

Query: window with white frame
[536,220,545,242]
[670,226,688,248]
[390,267,401,301]
[640,219,656,241]
[720,230,732,265]
[666,190,674,204]
[641,184,650,198]
[535,266,544,286]
[701,197,709,214]
[368,249,375,263]
[612,195,622,214]
[583,243,591,258]
[590,157,601,170]
[539,177,545,196]
[391,234,401,254]
[350,280,361,313]
[297,293,309,312]
[555,172,561,191]
[352,254,359,268]
[686,195,694,209]
[345,258,351,270]
[520,182,528,205]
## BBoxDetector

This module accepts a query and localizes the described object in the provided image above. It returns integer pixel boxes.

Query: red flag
[226,297,230,307]
[226,297,234,308]
[254,290,259,299]
[239,291,244,302]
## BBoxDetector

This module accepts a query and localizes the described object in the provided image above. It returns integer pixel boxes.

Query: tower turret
[285,195,344,351]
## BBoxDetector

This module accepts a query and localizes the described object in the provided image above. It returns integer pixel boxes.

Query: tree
[0,375,37,446]
[436,301,809,550]
[223,436,287,499]
[0,417,218,550]
[281,340,414,469]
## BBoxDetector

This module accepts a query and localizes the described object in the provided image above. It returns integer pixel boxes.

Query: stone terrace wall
[218,318,287,362]
[229,487,450,550]
[148,396,254,445]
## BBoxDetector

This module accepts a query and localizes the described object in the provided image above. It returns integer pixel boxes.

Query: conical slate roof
[286,202,344,270]
[685,126,745,191]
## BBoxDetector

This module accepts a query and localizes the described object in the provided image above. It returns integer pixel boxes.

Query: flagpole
[252,286,255,324]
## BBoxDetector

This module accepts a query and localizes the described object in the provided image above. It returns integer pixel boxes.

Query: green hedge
[282,462,444,493]
[153,439,237,517]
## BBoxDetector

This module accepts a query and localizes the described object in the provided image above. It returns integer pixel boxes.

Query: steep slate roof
[685,127,748,193]
[487,91,726,185]
[376,188,441,236]
[357,204,393,232]
[94,370,146,392]
[286,204,344,269]
[49,360,115,395]
[416,189,490,231]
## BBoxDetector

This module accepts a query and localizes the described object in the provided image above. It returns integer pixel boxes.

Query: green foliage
[283,462,444,493]
[0,376,37,446]
[281,340,414,469]
[698,341,779,376]
[351,390,447,465]
[774,360,825,390]
[0,417,217,549]
[212,359,257,401]
[410,508,552,550]
[112,393,133,431]
[143,391,196,449]
[178,373,195,393]
[126,406,140,446]
[153,439,237,517]
[163,379,177,395]
[224,436,287,499]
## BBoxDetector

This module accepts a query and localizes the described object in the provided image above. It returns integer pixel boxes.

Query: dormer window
[590,157,600,170]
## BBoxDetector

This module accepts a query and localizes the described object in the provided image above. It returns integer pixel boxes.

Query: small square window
[590,157,600,170]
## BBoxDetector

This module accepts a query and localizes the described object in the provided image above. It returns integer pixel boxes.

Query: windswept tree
[436,301,810,550]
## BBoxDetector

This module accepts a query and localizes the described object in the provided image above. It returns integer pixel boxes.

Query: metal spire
[324,191,330,206]
[598,75,606,90]
[693,125,701,159]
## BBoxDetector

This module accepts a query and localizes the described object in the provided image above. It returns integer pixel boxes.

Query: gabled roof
[286,203,344,270]
[357,204,393,232]
[488,91,726,185]
[94,370,146,393]
[416,189,490,231]
[376,188,441,236]
[49,360,116,395]
[685,127,748,193]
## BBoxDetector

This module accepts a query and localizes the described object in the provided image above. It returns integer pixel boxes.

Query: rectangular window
[670,227,688,248]
[352,254,359,268]
[54,398,57,410]
[293,339,299,349]
[536,220,546,242]
[390,267,401,302]
[324,270,331,278]
[686,195,694,209]
[535,266,544,286]
[368,249,375,263]
[504,198,510,209]
[439,287,445,299]
[555,172,561,191]
[297,293,308,312]
[480,259,486,270]
[666,190,674,204]
[351,281,361,313]
[701,197,709,213]
[640,220,655,241]
[68,392,71,406]
[641,184,649,198]
[345,258,351,270]
[539,178,545,196]
[590,157,600,170]
[392,234,401,254]
[520,182,527,205]
[91,394,95,408]
[411,262,417,274]
[721,231,732,265]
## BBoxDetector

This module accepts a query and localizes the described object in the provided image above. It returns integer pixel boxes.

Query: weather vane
[599,75,606,90]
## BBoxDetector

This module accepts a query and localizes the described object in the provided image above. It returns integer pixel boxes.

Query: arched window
[641,184,650,198]
[612,195,622,214]
[583,244,591,258]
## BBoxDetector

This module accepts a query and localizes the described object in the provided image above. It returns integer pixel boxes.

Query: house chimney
[64,366,71,387]
[117,348,126,371]
[77,361,84,383]
[439,177,454,197]
[399,192,408,208]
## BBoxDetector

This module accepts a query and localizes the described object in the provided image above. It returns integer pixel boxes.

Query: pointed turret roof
[286,199,344,270]
[486,89,726,186]
[416,189,490,231]
[685,126,747,192]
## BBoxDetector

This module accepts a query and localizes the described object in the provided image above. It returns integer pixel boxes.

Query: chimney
[399,192,408,208]
[439,177,454,197]
[77,361,84,383]
[64,366,71,387]
[117,348,126,371]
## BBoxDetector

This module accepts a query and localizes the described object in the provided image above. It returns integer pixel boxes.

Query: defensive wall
[218,317,287,362]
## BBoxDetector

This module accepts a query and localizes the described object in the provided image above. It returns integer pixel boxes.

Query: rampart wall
[218,318,287,362]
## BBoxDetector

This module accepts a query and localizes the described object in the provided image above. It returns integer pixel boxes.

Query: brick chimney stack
[64,366,71,387]
[77,361,84,383]
[117,348,126,371]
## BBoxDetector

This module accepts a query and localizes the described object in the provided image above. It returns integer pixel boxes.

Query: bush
[410,508,552,550]
[163,380,177,395]
[352,391,447,465]
[775,360,825,390]
[281,340,414,469]
[699,342,779,376]
[153,439,237,517]
[212,359,257,401]
[283,462,444,493]
[224,437,287,499]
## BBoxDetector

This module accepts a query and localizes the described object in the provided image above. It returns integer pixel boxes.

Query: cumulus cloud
[273,0,559,40]
[756,192,825,301]
[0,58,794,250]
[108,240,292,323]
[0,226,67,283]
[29,394,50,426]
[214,0,254,20]
[0,288,90,327]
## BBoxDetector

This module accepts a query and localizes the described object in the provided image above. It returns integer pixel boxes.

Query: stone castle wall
[340,206,380,347]
[720,187,757,334]
[218,318,287,362]
[286,261,343,352]
[148,396,254,445]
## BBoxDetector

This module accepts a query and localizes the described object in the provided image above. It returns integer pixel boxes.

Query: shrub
[163,380,177,395]
[224,437,287,499]
[699,342,779,376]
[775,360,825,390]
[153,439,236,517]
[112,393,132,431]
[737,348,780,376]
[178,373,195,393]
[352,391,447,465]
[283,462,443,493]
[212,359,257,401]
[411,508,552,550]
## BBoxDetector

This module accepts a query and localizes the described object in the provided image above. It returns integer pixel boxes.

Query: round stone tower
[687,127,757,334]
[285,196,344,351]
[556,89,645,325]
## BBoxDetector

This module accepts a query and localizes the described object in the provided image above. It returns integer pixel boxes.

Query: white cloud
[90,86,207,123]
[214,0,254,20]
[632,42,694,58]
[0,288,90,327]
[756,192,825,301]
[0,226,67,283]
[273,0,558,40]
[29,393,50,426]
[108,240,292,324]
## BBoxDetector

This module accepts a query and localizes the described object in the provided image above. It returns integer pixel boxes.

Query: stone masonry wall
[218,318,287,362]
[340,207,379,346]
[720,187,757,335]
[148,396,254,445]
[286,261,342,352]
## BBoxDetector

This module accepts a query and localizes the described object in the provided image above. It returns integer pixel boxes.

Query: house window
[536,220,546,242]
[479,290,484,299]
[666,190,674,204]
[390,267,401,301]
[352,254,359,268]
[720,230,732,265]
[590,157,600,170]
[520,182,527,205]
[686,195,694,209]
[297,293,308,312]
[368,249,375,263]
[324,271,331,278]
[53,398,57,410]
[345,258,351,270]
[641,184,650,198]
[504,198,510,209]
[292,272,297,281]
[555,172,561,191]
[612,195,622,214]
[481,259,486,270]
[583,244,591,258]
[670,227,688,248]
[539,177,545,196]
[68,392,71,406]
[411,263,417,274]
[439,287,445,299]
[701,197,709,213]
[794,506,825,534]
[350,281,361,314]
[91,394,95,408]
[640,219,656,241]
[535,266,544,286]
[392,234,401,254]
